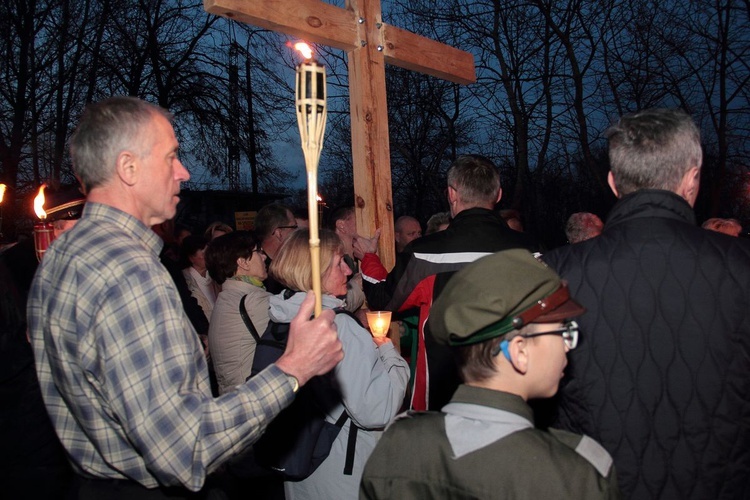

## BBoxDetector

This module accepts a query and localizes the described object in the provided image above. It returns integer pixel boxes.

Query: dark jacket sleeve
[362,250,413,311]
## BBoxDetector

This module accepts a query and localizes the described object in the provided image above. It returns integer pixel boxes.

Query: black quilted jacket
[543,189,750,500]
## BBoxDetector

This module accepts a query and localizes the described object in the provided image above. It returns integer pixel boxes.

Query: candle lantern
[33,185,55,262]
[295,42,327,317]
[366,311,392,338]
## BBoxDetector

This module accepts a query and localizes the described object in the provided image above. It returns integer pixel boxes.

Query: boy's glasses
[520,320,579,350]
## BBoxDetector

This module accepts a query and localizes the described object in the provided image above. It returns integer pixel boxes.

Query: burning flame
[317,193,323,202]
[34,185,47,220]
[294,42,313,60]
[0,183,6,204]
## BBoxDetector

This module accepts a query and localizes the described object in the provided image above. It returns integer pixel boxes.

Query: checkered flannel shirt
[29,203,294,491]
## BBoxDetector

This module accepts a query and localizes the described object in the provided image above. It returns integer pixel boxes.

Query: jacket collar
[606,189,696,229]
[452,207,499,224]
[449,384,534,422]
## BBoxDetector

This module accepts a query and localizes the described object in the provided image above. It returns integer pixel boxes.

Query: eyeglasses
[276,225,298,231]
[520,321,579,350]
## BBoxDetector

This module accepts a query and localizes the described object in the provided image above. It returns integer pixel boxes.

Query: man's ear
[607,171,620,198]
[116,151,139,187]
[447,185,458,206]
[495,187,503,204]
[677,166,701,207]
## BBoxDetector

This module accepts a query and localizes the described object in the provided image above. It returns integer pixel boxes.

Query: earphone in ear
[500,340,511,361]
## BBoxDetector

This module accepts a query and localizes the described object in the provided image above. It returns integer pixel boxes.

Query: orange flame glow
[34,185,47,219]
[316,193,323,202]
[294,42,313,60]
[0,184,6,204]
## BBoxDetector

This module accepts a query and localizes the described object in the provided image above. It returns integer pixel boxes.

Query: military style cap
[429,249,585,346]
[44,185,85,222]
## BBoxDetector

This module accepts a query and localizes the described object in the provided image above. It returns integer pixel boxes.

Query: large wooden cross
[204,0,475,269]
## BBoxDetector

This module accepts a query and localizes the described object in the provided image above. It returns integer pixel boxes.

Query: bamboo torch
[295,42,327,317]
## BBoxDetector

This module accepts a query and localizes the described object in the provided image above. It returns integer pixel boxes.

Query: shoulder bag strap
[239,295,262,343]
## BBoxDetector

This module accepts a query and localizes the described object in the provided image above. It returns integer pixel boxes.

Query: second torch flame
[34,184,48,220]
[32,184,55,262]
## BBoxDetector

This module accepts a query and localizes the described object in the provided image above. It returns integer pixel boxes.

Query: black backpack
[240,294,359,481]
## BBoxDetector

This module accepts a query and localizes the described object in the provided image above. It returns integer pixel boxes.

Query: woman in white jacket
[269,229,410,499]
[205,230,270,395]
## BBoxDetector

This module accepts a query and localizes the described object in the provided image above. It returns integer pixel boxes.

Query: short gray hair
[447,155,501,208]
[425,211,450,235]
[565,212,603,243]
[606,108,702,196]
[70,96,172,191]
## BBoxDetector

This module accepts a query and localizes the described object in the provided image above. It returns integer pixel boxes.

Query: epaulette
[549,428,613,477]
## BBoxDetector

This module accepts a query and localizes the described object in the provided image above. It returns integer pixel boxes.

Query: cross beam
[204,0,475,269]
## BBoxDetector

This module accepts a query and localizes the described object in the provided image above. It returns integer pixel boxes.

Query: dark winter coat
[543,189,750,500]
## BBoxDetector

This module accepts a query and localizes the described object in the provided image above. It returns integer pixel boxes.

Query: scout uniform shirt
[361,384,619,499]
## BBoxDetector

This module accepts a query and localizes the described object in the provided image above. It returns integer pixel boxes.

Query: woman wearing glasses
[205,230,270,395]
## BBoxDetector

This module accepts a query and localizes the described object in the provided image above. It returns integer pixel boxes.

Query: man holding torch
[28,96,343,498]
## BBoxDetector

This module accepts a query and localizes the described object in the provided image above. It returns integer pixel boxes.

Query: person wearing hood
[268,228,410,500]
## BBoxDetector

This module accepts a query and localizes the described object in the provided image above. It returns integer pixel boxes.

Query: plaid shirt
[29,203,294,491]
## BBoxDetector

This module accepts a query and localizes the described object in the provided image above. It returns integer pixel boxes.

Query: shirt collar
[82,203,163,256]
[449,384,535,422]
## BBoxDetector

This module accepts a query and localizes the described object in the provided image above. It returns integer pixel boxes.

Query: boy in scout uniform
[360,249,619,499]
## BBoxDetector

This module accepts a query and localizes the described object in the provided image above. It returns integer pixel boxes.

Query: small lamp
[366,311,392,338]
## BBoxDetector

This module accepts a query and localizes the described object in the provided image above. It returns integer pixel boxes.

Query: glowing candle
[367,311,392,338]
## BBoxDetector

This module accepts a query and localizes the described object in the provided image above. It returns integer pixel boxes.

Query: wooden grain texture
[204,0,476,270]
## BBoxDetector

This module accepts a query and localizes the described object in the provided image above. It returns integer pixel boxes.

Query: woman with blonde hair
[269,229,409,499]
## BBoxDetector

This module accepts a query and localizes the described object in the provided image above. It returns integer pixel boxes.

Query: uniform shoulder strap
[548,428,613,477]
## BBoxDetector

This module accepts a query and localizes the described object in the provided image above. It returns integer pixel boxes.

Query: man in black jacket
[357,155,537,409]
[543,108,750,500]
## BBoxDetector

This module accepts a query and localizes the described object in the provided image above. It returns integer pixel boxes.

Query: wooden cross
[204,0,475,270]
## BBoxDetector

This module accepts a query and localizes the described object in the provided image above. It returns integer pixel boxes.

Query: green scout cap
[429,249,585,346]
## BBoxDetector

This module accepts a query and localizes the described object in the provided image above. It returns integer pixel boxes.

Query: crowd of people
[1,97,748,500]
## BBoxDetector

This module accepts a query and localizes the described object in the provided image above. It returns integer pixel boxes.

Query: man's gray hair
[565,212,604,244]
[606,108,702,196]
[447,155,501,208]
[70,96,172,192]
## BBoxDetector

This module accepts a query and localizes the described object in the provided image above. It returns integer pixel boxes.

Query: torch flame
[34,185,47,220]
[317,193,323,202]
[294,42,313,60]
[0,183,6,204]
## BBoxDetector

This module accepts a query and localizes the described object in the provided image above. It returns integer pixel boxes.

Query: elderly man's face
[135,114,190,226]
[396,219,422,251]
